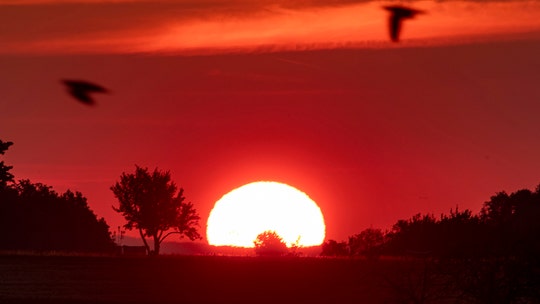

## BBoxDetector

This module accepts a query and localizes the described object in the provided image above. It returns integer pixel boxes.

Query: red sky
[2,0,540,243]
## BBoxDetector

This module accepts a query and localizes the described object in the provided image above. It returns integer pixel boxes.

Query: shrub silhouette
[348,228,384,259]
[320,239,348,257]
[253,231,288,256]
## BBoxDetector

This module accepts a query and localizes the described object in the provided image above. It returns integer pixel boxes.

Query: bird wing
[62,79,106,105]
[70,90,95,105]
[389,15,401,42]
[62,80,108,93]
[76,81,108,93]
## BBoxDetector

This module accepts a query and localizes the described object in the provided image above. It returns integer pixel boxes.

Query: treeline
[322,186,540,302]
[0,140,114,253]
[323,186,540,259]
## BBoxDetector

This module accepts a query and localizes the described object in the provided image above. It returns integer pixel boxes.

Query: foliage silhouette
[480,188,540,258]
[0,140,114,252]
[348,228,385,259]
[111,165,202,255]
[383,208,486,258]
[318,184,540,302]
[351,185,540,302]
[253,230,288,256]
[0,140,14,188]
[320,239,348,257]
[0,180,114,252]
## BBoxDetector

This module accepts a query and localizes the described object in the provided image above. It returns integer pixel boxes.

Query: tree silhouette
[111,166,201,255]
[348,228,384,259]
[320,239,348,257]
[381,186,540,302]
[0,179,114,252]
[0,139,114,253]
[480,188,540,258]
[437,207,482,258]
[316,184,540,302]
[0,140,14,188]
[253,230,288,256]
[385,213,438,256]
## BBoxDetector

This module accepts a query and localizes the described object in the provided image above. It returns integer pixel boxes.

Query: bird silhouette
[383,5,425,42]
[62,79,109,105]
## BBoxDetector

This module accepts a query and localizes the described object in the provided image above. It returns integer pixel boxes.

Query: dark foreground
[1,254,538,304]
[0,254,410,304]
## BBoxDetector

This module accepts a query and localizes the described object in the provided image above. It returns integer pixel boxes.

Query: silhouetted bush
[320,239,348,257]
[253,231,288,256]
[383,208,486,258]
[348,228,385,259]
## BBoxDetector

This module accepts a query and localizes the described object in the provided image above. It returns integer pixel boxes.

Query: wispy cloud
[1,0,540,54]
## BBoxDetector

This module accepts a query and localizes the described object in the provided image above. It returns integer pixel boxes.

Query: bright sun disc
[207,181,325,247]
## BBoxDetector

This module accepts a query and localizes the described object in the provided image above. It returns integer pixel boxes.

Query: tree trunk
[153,234,160,255]
[139,228,150,255]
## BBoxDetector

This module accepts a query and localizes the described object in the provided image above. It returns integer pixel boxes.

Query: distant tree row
[322,185,540,302]
[321,227,385,258]
[0,140,14,188]
[322,185,540,259]
[0,140,114,252]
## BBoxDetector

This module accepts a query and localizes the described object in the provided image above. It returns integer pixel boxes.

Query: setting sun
[207,181,325,247]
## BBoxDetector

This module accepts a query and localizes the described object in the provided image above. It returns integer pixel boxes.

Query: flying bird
[62,79,109,105]
[383,5,425,42]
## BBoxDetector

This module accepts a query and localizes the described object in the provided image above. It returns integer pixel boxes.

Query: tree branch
[159,231,183,245]
[139,228,150,253]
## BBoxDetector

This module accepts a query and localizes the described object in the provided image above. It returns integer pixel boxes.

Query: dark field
[0,254,427,304]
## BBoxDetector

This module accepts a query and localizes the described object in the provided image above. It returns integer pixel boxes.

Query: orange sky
[2,0,540,244]
[1,1,540,54]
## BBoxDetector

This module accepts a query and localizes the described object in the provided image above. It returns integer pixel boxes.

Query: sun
[207,181,325,247]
